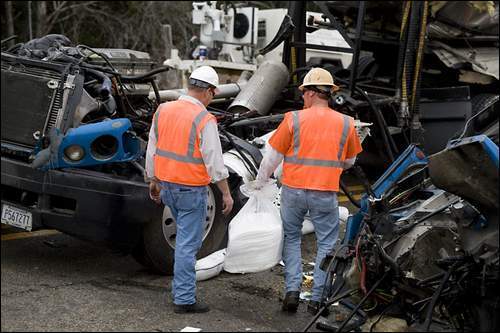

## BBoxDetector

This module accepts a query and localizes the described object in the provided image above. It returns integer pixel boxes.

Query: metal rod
[1,35,18,45]
[349,1,366,96]
[314,1,355,48]
[302,288,357,332]
[150,79,161,109]
[337,270,389,332]
[294,1,307,70]
[290,42,354,54]
[340,179,361,208]
[416,272,446,287]
[27,1,33,40]
[251,7,255,60]
[423,264,457,331]
[150,81,248,102]
[220,128,259,176]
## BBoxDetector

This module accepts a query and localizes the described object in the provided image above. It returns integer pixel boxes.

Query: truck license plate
[1,204,32,231]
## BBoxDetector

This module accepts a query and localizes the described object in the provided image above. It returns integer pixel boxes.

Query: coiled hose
[396,1,412,112]
[410,0,428,113]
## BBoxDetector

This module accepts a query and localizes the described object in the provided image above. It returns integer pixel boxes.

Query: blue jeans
[280,185,340,302]
[159,181,208,305]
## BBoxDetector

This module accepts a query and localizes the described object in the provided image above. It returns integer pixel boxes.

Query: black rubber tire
[131,236,157,272]
[348,55,378,79]
[470,94,499,133]
[138,179,242,275]
[452,94,499,140]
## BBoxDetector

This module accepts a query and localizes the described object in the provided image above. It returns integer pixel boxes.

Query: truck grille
[1,62,64,148]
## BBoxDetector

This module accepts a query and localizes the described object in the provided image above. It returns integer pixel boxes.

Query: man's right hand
[250,179,266,191]
[221,193,234,216]
[149,181,162,204]
[215,179,234,215]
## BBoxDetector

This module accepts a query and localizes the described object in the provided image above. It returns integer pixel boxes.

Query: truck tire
[452,94,499,140]
[470,94,499,132]
[131,236,156,271]
[138,181,241,275]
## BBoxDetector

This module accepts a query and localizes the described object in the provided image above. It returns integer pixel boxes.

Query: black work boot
[307,300,330,316]
[282,291,300,312]
[173,301,210,314]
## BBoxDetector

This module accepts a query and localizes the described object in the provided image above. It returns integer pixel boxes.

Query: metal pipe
[340,179,361,208]
[302,288,358,332]
[337,271,389,332]
[349,1,367,96]
[220,128,258,177]
[27,1,33,40]
[150,81,249,102]
[314,1,355,48]
[354,86,397,161]
[250,7,255,60]
[120,66,171,81]
[423,263,457,331]
[228,61,290,115]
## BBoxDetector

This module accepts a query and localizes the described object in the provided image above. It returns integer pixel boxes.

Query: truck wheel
[139,182,240,275]
[131,236,156,271]
[452,94,499,140]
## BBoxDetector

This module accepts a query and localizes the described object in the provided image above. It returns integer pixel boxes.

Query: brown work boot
[282,291,300,312]
[173,301,210,314]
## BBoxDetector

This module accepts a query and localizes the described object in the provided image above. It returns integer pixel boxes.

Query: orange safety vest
[269,106,361,191]
[153,98,215,186]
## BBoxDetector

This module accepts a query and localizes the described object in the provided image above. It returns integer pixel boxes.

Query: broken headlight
[90,135,118,161]
[64,144,85,162]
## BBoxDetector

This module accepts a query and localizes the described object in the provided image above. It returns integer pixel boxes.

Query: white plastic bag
[224,180,283,273]
[195,248,226,281]
[301,206,350,235]
[301,219,315,235]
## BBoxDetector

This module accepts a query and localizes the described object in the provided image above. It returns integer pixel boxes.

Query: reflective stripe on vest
[155,109,209,165]
[283,111,350,168]
[338,115,350,160]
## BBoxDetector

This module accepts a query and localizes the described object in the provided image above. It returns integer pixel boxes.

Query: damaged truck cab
[1,38,243,275]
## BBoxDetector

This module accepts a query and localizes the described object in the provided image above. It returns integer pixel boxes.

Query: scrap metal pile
[303,136,498,332]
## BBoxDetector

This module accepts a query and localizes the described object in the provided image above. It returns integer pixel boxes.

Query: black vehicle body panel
[1,156,162,252]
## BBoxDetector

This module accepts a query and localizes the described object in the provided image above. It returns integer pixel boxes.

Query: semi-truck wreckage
[1,1,498,332]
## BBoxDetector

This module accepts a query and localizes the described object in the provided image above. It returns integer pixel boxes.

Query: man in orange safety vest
[145,66,233,314]
[255,67,363,314]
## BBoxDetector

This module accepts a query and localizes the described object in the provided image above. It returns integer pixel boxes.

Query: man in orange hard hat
[255,67,363,314]
[145,65,234,314]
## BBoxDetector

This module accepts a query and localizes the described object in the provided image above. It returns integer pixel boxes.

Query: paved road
[1,188,361,332]
[1,227,320,332]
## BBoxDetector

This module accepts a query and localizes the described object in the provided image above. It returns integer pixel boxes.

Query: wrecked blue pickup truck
[1,35,248,274]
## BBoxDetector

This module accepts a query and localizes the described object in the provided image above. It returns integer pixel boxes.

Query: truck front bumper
[1,157,162,251]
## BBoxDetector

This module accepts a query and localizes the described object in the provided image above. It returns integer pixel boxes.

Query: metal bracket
[313,1,355,49]
[63,74,76,90]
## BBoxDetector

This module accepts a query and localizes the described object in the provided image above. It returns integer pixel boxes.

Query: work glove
[240,179,276,198]
[248,179,267,191]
